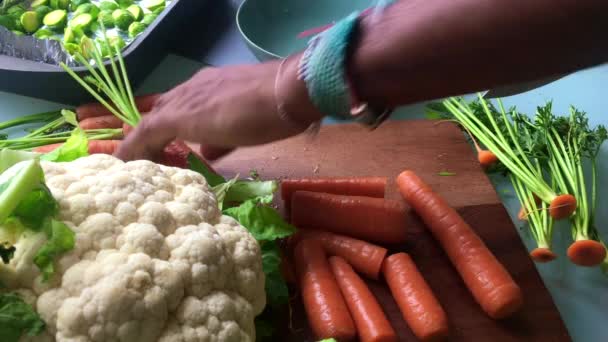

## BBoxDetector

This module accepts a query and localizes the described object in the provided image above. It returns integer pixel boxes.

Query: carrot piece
[530,248,557,263]
[382,253,449,342]
[396,170,523,319]
[294,239,357,341]
[290,230,388,280]
[549,194,577,220]
[33,143,63,153]
[291,192,407,244]
[76,93,160,120]
[567,240,607,266]
[329,256,397,342]
[33,140,121,155]
[281,177,387,210]
[78,115,123,130]
[477,150,498,170]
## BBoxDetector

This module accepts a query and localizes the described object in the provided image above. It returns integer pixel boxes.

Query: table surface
[1,1,607,341]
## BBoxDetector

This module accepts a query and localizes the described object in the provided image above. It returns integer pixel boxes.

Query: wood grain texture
[210,120,500,208]
[194,120,569,341]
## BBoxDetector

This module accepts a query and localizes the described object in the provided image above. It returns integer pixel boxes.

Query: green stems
[0,111,61,131]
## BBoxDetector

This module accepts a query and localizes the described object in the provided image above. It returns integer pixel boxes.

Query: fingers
[114,113,176,162]
[199,145,235,161]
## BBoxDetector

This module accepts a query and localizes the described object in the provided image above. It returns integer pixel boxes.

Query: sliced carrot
[78,115,123,130]
[382,253,449,342]
[329,256,397,342]
[291,191,407,244]
[290,230,388,280]
[294,239,356,341]
[33,140,121,155]
[396,170,523,319]
[530,248,557,263]
[549,194,577,220]
[76,93,160,120]
[281,177,387,210]
[567,240,607,266]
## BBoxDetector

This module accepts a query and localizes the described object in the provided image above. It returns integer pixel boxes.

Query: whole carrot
[396,170,523,319]
[295,239,356,341]
[291,192,407,244]
[76,93,160,120]
[291,230,388,280]
[281,177,387,210]
[382,253,449,342]
[329,256,398,342]
[79,115,123,130]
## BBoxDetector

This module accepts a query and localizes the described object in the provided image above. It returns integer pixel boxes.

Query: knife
[482,74,568,99]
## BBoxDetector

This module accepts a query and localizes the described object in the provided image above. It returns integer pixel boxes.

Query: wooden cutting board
[211,120,571,342]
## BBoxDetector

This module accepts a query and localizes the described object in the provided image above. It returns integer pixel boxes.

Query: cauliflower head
[3,154,265,342]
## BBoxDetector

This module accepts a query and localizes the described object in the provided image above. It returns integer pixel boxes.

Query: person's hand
[115,57,322,162]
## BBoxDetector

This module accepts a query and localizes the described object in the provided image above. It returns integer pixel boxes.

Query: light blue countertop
[1,6,607,340]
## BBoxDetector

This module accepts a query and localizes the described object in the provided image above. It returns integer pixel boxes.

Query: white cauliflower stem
[2,155,265,342]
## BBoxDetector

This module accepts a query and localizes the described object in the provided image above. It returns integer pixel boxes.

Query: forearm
[350,0,608,107]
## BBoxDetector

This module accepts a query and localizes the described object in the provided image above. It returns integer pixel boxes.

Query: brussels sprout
[0,15,14,30]
[19,11,41,34]
[11,30,24,36]
[63,42,80,55]
[7,5,26,19]
[50,0,70,10]
[97,10,114,28]
[98,1,118,11]
[127,21,146,38]
[63,26,77,43]
[33,27,55,39]
[142,0,164,12]
[69,13,93,32]
[31,0,50,8]
[69,0,90,11]
[42,9,67,30]
[34,5,53,19]
[75,3,100,19]
[116,0,133,8]
[97,34,125,56]
[141,12,157,26]
[111,9,133,31]
[126,4,143,21]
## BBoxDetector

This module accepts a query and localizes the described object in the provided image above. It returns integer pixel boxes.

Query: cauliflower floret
[158,292,255,342]
[0,154,265,342]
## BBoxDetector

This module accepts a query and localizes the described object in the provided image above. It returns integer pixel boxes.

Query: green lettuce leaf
[33,219,76,281]
[13,185,58,229]
[223,200,295,241]
[188,154,226,187]
[224,180,277,205]
[41,127,89,163]
[0,293,45,342]
[261,241,289,307]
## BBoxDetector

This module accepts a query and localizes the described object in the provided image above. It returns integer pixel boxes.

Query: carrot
[382,253,449,342]
[396,170,523,319]
[294,239,356,341]
[329,256,397,342]
[517,194,542,221]
[281,177,387,211]
[567,240,607,266]
[291,191,407,244]
[530,248,557,263]
[33,140,121,155]
[290,230,388,280]
[33,143,63,153]
[79,115,124,130]
[76,93,160,120]
[549,194,577,220]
